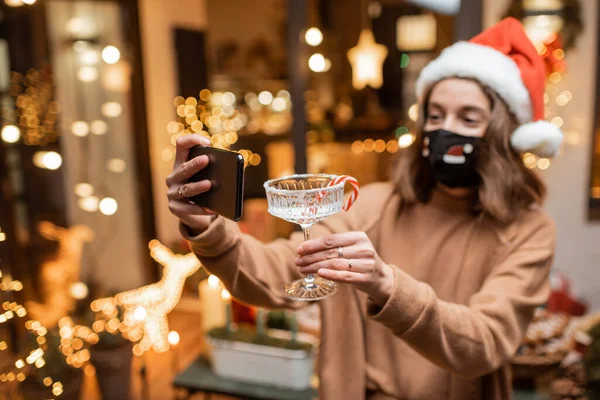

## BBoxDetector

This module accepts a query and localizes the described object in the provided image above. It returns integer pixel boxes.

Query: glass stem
[301,224,316,288]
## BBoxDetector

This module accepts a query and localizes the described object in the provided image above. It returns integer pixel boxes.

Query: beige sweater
[183,182,555,400]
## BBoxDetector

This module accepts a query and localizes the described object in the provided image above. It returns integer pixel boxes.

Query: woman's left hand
[295,232,395,305]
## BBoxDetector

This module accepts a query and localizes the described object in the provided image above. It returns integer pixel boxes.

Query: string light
[0,267,64,390]
[101,46,121,64]
[10,69,60,145]
[101,102,122,118]
[305,27,323,46]
[99,197,118,216]
[308,54,327,72]
[408,104,419,122]
[258,91,273,105]
[71,121,90,137]
[90,120,108,135]
[78,196,99,212]
[33,151,62,170]
[398,133,416,148]
[77,66,98,82]
[107,158,126,173]
[1,125,21,143]
[74,183,94,197]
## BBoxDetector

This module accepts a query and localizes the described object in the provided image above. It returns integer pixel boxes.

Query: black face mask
[422,129,481,188]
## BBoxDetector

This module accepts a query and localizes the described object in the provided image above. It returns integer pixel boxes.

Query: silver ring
[338,247,344,259]
[177,185,186,199]
[348,259,353,269]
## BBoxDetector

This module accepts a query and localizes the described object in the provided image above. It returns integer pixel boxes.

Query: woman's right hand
[166,135,215,235]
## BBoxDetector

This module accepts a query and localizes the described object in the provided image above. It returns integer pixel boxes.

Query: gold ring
[338,247,344,258]
[177,185,186,199]
[348,259,353,269]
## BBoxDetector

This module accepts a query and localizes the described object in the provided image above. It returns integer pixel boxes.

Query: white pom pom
[511,120,564,158]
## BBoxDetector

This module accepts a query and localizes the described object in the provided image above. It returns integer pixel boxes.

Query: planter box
[207,328,315,390]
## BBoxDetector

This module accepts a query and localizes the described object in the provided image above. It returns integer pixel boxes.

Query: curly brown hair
[393,79,547,225]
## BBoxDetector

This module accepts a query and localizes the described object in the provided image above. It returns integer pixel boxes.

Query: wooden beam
[288,0,309,174]
[454,0,483,41]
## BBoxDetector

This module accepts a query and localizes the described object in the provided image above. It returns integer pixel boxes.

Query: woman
[166,18,562,400]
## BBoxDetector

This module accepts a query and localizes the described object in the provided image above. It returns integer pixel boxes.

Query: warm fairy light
[90,120,108,135]
[351,140,364,154]
[107,158,126,173]
[5,0,25,7]
[221,289,231,301]
[71,121,90,137]
[101,102,122,118]
[271,97,287,112]
[556,94,569,106]
[408,103,419,122]
[79,196,99,212]
[387,139,399,153]
[222,92,236,106]
[80,50,100,65]
[0,233,5,242]
[523,152,537,169]
[374,139,386,153]
[537,158,551,170]
[549,72,561,84]
[208,275,220,288]
[199,89,211,101]
[551,116,564,128]
[161,148,174,162]
[305,27,323,46]
[78,66,98,82]
[258,91,273,105]
[308,53,326,73]
[347,29,388,90]
[102,46,121,64]
[15,359,25,369]
[398,133,416,148]
[168,330,180,346]
[33,151,62,170]
[1,125,21,143]
[133,306,147,321]
[69,282,89,300]
[99,197,118,216]
[74,183,94,197]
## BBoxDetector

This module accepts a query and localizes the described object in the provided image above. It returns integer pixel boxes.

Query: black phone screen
[186,146,245,222]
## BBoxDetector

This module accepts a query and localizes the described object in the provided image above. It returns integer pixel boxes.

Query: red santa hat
[416,17,563,158]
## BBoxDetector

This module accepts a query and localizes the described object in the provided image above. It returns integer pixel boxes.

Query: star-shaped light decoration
[347,29,388,90]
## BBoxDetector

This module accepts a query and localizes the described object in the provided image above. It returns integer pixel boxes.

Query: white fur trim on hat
[416,41,532,124]
[511,120,563,157]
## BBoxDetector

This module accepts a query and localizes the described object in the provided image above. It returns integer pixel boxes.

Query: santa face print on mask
[422,129,482,188]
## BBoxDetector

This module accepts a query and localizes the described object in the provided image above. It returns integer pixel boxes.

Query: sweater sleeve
[367,212,555,379]
[184,182,394,310]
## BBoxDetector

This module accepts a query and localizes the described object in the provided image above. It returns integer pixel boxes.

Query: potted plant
[206,309,315,390]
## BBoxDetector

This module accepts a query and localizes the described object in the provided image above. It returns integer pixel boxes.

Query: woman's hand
[295,232,395,305]
[166,135,215,235]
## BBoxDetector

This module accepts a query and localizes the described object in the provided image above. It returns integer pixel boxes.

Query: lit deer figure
[111,240,201,352]
[27,222,95,327]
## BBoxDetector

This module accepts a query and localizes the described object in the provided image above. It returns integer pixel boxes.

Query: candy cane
[327,175,360,212]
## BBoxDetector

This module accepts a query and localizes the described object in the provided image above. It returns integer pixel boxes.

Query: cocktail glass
[264,174,345,301]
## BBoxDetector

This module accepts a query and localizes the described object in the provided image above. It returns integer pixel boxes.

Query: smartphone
[186,145,245,222]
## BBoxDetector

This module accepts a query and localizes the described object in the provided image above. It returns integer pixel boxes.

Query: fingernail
[199,136,211,146]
